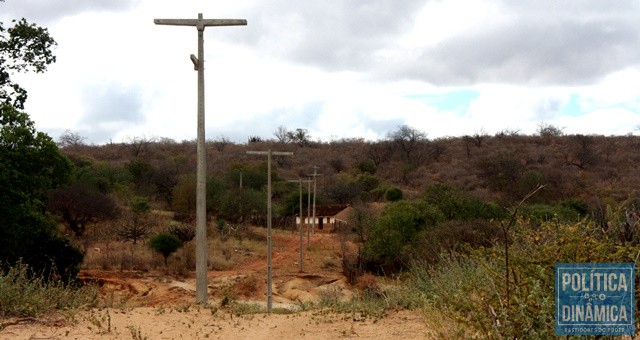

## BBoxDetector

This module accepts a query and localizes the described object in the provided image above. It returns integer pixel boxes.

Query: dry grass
[83,223,268,277]
[0,262,99,319]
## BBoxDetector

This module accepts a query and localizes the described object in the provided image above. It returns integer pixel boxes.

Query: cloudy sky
[2,0,640,144]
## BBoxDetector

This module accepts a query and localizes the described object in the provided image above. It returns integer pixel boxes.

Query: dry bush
[207,233,266,271]
[169,241,196,275]
[355,273,380,295]
[342,250,363,286]
[227,275,259,298]
[83,241,157,271]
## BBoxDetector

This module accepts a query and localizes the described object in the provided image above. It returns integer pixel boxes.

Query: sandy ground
[0,229,435,339]
[0,308,432,339]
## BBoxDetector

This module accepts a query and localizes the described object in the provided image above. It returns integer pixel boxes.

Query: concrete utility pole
[247,150,293,313]
[307,166,322,238]
[307,178,311,246]
[288,179,312,272]
[154,13,247,304]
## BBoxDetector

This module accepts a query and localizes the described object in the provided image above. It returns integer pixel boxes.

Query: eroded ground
[0,229,434,339]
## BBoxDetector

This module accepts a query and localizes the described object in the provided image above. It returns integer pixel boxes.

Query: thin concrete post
[307,166,322,237]
[288,178,312,272]
[307,178,311,247]
[247,150,293,313]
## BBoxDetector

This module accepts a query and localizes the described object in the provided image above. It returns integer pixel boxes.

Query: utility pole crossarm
[154,18,247,28]
[247,151,294,156]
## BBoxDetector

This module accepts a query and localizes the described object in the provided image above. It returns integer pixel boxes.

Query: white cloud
[2,0,640,144]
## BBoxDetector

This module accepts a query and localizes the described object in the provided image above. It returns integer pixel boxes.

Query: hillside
[60,127,640,213]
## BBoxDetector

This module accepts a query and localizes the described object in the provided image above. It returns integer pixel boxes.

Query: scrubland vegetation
[4,116,640,337]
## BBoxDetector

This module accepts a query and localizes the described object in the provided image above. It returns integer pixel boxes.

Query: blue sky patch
[407,90,479,114]
[563,94,583,117]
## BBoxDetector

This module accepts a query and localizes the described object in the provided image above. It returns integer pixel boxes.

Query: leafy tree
[363,200,443,273]
[149,233,181,266]
[130,196,151,214]
[354,159,377,175]
[280,186,309,217]
[126,159,154,193]
[355,173,380,193]
[48,184,120,237]
[219,187,265,224]
[226,162,267,191]
[423,183,506,220]
[61,155,129,194]
[1,104,82,283]
[384,187,403,202]
[287,128,311,147]
[324,172,362,204]
[171,174,227,215]
[1,14,57,109]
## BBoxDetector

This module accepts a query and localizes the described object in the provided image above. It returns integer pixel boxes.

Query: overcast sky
[2,0,640,144]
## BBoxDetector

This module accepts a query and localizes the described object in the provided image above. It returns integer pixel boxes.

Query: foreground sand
[1,307,433,339]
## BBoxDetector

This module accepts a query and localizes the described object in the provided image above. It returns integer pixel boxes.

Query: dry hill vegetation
[60,125,640,210]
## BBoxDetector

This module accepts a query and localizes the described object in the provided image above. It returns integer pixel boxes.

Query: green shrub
[354,159,377,175]
[409,218,640,338]
[423,183,506,221]
[356,173,380,192]
[519,203,580,224]
[412,220,500,264]
[168,223,196,244]
[384,187,403,202]
[130,196,151,214]
[149,233,181,266]
[362,201,443,273]
[560,198,590,217]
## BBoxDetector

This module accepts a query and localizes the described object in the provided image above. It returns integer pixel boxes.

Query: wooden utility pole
[154,13,247,304]
[247,150,293,313]
[288,179,312,272]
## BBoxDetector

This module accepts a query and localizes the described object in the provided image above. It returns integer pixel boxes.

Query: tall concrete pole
[154,13,246,304]
[312,168,317,234]
[307,166,322,236]
[267,150,272,310]
[195,14,207,305]
[247,150,293,313]
[298,179,303,272]
[288,179,311,272]
[307,178,311,247]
